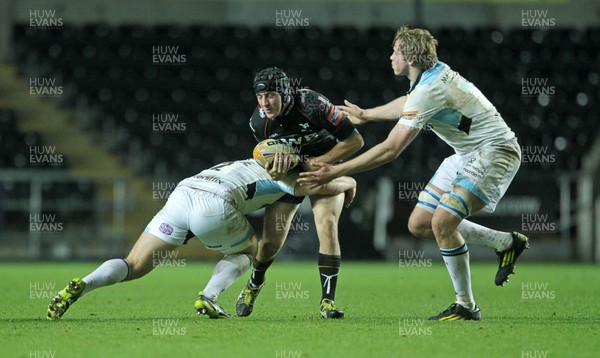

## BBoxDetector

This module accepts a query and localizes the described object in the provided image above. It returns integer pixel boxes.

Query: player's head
[253,67,291,119]
[390,26,438,75]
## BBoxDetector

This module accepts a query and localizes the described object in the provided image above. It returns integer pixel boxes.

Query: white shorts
[429,139,521,213]
[145,186,253,254]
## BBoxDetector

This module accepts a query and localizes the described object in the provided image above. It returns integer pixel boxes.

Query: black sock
[249,258,274,287]
[318,253,341,301]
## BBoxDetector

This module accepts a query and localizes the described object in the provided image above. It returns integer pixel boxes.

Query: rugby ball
[253,139,292,168]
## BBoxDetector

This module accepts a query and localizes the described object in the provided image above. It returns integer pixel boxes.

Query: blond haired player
[299,26,529,321]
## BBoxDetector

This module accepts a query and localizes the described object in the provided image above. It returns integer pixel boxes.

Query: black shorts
[277,192,305,205]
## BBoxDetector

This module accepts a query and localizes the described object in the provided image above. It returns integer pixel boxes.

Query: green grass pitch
[2,261,599,357]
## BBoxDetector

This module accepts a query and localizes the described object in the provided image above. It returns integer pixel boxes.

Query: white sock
[458,220,513,251]
[440,244,476,311]
[202,254,252,300]
[81,259,130,296]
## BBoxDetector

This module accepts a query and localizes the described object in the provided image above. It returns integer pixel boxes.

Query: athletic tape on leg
[416,188,441,213]
[439,191,471,220]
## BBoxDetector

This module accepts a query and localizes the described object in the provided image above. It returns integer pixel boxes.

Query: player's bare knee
[259,240,282,258]
[408,215,430,239]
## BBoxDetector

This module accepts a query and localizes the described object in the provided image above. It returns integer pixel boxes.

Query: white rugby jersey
[177,159,297,214]
[398,61,515,156]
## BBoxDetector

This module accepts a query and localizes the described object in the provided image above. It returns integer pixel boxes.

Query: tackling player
[47,153,356,320]
[298,26,529,321]
[237,67,364,319]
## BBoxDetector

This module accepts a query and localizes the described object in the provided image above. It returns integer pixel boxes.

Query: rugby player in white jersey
[47,152,356,320]
[299,26,529,321]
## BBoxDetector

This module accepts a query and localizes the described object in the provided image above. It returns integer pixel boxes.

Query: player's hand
[266,152,299,180]
[297,162,338,185]
[338,100,368,125]
[302,156,318,172]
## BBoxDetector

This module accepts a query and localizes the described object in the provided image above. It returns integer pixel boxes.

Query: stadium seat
[11,24,598,181]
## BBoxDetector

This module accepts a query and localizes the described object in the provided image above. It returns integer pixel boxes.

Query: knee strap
[121,258,132,282]
[416,188,441,213]
[439,191,471,220]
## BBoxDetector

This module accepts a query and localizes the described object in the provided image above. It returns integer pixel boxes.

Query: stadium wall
[7,0,600,29]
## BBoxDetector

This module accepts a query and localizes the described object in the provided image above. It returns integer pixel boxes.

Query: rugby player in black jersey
[236,67,364,319]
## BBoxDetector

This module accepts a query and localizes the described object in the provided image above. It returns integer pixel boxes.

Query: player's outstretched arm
[294,176,356,208]
[298,124,419,185]
[339,96,407,124]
